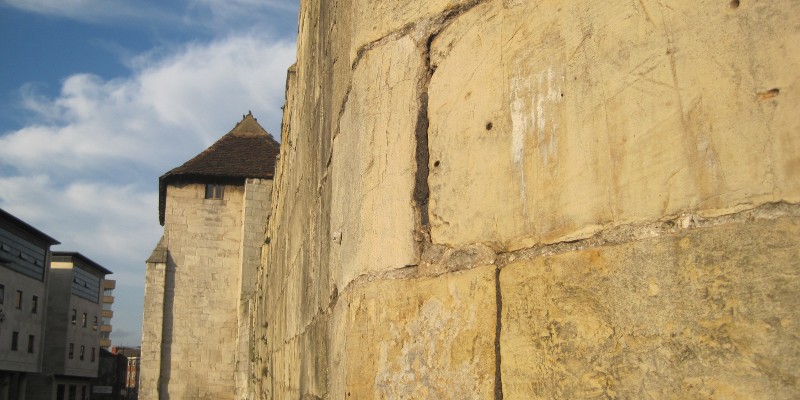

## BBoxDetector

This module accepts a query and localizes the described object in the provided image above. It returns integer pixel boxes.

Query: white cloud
[0,176,158,265]
[0,33,296,345]
[1,35,293,176]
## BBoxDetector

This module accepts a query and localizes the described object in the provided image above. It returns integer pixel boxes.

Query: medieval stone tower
[140,113,278,400]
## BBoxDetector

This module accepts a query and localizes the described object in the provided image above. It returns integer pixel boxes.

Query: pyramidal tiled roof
[158,112,279,225]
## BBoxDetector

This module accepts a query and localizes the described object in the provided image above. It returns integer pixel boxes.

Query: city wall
[253,0,800,398]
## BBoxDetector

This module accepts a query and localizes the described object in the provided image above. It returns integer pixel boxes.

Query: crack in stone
[341,0,488,260]
[349,0,485,71]
[494,267,504,400]
[411,0,485,257]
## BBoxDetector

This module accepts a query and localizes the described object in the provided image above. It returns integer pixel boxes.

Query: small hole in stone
[485,122,493,130]
[730,0,739,8]
[434,160,440,167]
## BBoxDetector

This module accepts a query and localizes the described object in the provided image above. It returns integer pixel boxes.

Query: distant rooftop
[0,207,61,246]
[52,251,113,275]
[158,112,280,225]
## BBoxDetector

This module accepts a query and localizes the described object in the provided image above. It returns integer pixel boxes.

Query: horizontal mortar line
[494,200,800,268]
[327,201,800,294]
[266,305,334,351]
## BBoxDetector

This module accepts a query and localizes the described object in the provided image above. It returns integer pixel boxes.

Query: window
[11,331,18,351]
[0,284,4,305]
[27,334,34,353]
[14,290,22,309]
[31,295,38,314]
[71,309,77,324]
[101,331,111,340]
[68,385,76,400]
[102,302,112,311]
[82,313,87,327]
[91,347,95,362]
[93,316,98,331]
[68,343,74,359]
[103,288,113,296]
[56,385,65,400]
[79,345,85,360]
[205,184,224,199]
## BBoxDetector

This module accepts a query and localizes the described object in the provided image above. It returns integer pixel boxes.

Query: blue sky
[0,0,298,346]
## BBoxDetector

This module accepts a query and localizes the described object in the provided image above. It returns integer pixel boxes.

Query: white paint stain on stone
[510,65,565,205]
[536,66,564,168]
[510,75,528,165]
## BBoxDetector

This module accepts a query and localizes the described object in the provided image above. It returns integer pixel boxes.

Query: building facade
[0,208,60,400]
[28,252,112,400]
[140,113,278,400]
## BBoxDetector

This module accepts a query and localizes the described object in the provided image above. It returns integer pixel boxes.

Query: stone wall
[237,179,273,399]
[141,180,271,400]
[253,0,800,398]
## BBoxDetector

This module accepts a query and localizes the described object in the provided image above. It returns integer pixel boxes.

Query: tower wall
[141,180,271,400]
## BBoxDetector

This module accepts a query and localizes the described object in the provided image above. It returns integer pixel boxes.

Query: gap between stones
[494,266,504,400]
[338,201,800,290]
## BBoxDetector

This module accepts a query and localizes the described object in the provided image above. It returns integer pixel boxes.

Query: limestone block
[330,35,421,289]
[329,266,497,399]
[428,0,800,251]
[500,217,800,399]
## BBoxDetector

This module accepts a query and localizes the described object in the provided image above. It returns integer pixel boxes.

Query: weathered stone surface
[428,0,800,251]
[350,0,475,61]
[251,0,355,397]
[249,0,800,399]
[501,217,800,399]
[330,35,421,290]
[236,179,272,400]
[329,266,497,399]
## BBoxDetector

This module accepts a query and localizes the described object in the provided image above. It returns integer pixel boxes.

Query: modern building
[28,252,112,400]
[0,208,60,400]
[100,280,115,349]
[140,112,278,400]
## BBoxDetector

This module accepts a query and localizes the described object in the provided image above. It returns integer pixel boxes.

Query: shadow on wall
[158,252,176,400]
